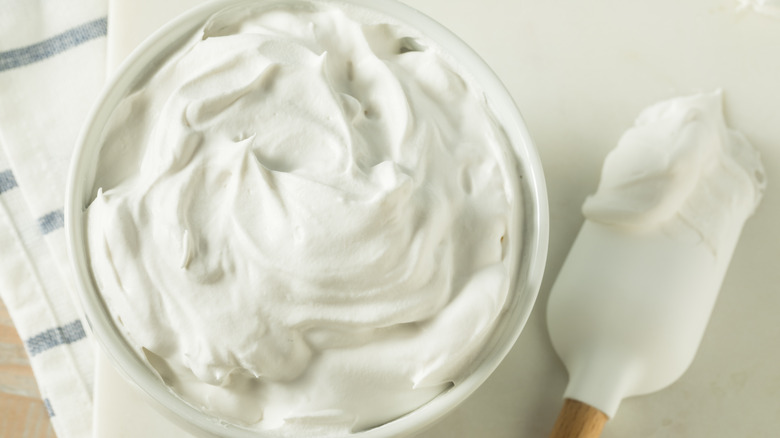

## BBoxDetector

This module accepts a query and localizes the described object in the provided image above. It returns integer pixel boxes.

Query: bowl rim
[64,0,549,436]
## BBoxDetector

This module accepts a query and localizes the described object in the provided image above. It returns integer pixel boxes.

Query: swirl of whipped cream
[86,2,516,434]
[583,91,766,254]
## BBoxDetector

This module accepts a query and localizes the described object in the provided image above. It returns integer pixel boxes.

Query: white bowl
[65,0,549,436]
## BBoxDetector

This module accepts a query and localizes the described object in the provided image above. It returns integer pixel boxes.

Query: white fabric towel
[0,0,109,436]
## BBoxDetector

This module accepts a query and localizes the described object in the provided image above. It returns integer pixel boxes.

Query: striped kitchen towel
[0,0,108,437]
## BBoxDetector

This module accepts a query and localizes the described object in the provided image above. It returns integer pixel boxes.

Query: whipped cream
[738,0,780,18]
[583,91,765,255]
[86,2,517,435]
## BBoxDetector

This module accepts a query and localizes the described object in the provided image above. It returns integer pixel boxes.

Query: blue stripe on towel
[43,398,55,417]
[0,17,107,72]
[0,169,17,193]
[37,209,64,235]
[26,320,87,357]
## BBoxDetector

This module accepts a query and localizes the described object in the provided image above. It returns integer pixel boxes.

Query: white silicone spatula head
[548,221,733,428]
[546,91,765,437]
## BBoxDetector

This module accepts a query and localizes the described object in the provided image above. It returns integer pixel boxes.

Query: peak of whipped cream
[86,2,518,435]
[583,91,766,255]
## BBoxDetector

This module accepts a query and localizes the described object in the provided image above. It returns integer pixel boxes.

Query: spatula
[545,92,765,438]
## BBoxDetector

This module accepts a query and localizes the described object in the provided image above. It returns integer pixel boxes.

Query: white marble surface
[99,0,780,437]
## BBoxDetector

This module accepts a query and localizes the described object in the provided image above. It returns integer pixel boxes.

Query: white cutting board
[96,1,780,437]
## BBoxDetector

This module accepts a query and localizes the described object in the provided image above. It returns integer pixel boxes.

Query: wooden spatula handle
[549,398,608,438]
